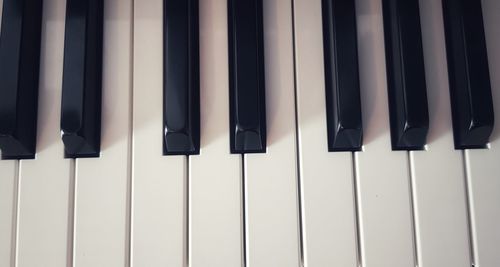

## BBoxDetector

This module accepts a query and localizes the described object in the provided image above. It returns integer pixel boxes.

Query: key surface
[163,0,200,155]
[409,0,471,266]
[354,0,416,266]
[322,0,363,151]
[382,0,429,150]
[293,0,359,265]
[132,0,186,265]
[16,1,74,266]
[0,0,43,159]
[60,0,103,158]
[0,4,19,266]
[465,0,500,265]
[442,0,494,149]
[244,0,300,266]
[72,1,132,265]
[228,0,266,154]
[0,161,18,267]
[189,0,243,265]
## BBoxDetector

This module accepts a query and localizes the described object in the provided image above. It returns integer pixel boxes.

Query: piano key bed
[0,0,499,266]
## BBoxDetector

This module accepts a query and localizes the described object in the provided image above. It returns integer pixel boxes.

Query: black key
[60,0,103,158]
[228,0,266,154]
[322,0,363,152]
[163,0,200,155]
[382,0,429,151]
[0,0,43,160]
[442,0,494,149]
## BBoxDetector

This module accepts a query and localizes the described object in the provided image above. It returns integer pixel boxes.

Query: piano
[0,0,498,266]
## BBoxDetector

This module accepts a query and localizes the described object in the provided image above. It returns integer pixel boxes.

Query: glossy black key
[382,0,429,151]
[228,0,266,154]
[60,0,103,158]
[0,0,43,160]
[163,0,200,155]
[442,0,494,149]
[322,0,363,152]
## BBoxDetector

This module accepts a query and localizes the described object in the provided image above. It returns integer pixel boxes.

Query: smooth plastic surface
[442,0,494,149]
[60,0,103,158]
[465,0,500,265]
[244,0,300,266]
[355,0,416,265]
[228,0,266,154]
[132,0,186,266]
[322,0,363,151]
[163,0,200,155]
[72,1,132,265]
[0,0,43,159]
[293,0,359,265]
[410,0,472,266]
[382,0,429,151]
[189,0,243,265]
[16,1,74,265]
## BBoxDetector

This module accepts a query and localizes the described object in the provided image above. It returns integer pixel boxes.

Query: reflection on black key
[0,0,43,160]
[60,0,103,158]
[163,0,200,155]
[322,0,363,152]
[382,0,429,151]
[443,0,494,149]
[228,0,266,154]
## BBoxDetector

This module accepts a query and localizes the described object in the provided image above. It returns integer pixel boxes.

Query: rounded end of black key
[455,122,494,149]
[62,132,100,158]
[231,128,266,154]
[329,125,363,152]
[0,134,36,160]
[392,123,429,151]
[164,130,199,155]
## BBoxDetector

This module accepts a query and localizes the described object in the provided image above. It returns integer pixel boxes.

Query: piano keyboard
[0,0,499,266]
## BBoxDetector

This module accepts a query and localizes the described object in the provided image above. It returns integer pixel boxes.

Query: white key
[73,1,132,266]
[408,0,471,266]
[131,0,186,266]
[0,160,18,267]
[354,0,416,266]
[465,1,500,266]
[189,0,243,266]
[16,1,73,266]
[292,0,358,266]
[243,1,300,266]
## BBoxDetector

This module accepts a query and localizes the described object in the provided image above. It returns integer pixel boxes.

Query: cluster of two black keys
[0,0,495,160]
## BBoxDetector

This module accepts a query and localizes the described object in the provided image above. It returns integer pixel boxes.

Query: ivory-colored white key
[189,0,243,266]
[16,1,74,266]
[243,1,300,266]
[465,1,500,266]
[293,0,358,266]
[73,1,133,266]
[408,0,471,266]
[354,0,415,266]
[0,160,17,267]
[131,0,186,266]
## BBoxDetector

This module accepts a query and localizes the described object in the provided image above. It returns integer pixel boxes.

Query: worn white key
[354,0,416,266]
[73,1,133,266]
[408,0,471,266]
[131,0,186,266]
[292,0,358,266]
[243,1,300,266]
[16,1,73,266]
[189,0,243,266]
[0,160,17,267]
[465,1,500,266]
